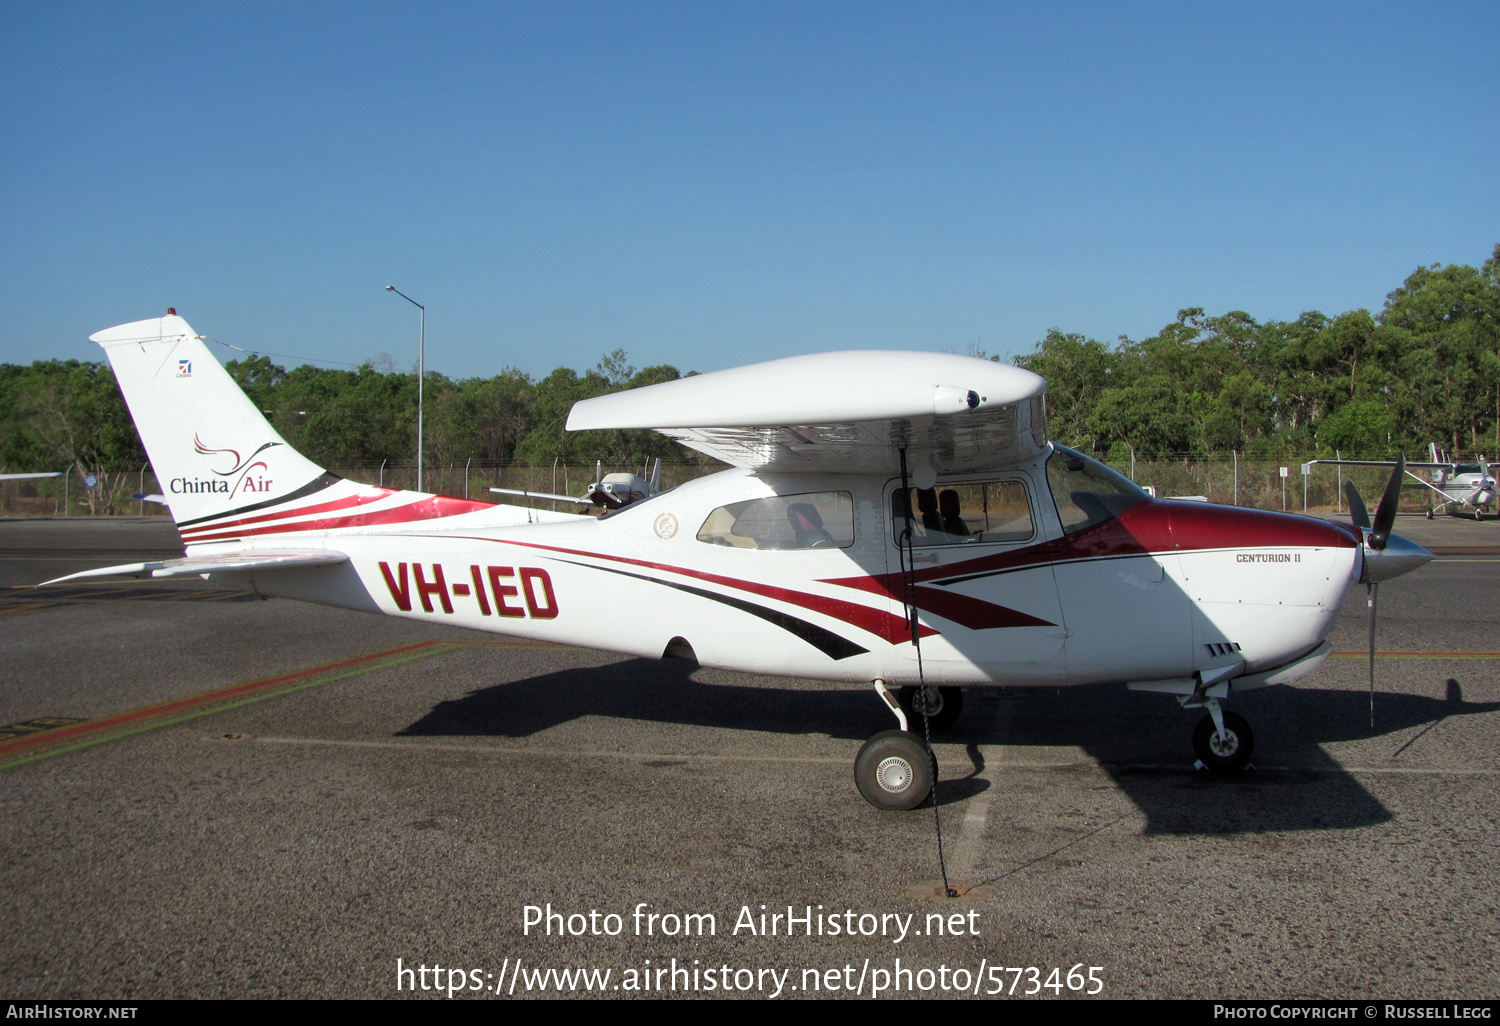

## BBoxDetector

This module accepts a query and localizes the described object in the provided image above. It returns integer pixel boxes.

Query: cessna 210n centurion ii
[45,313,1434,809]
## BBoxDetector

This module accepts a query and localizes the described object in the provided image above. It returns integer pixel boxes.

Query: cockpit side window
[891,481,1034,546]
[1045,444,1149,535]
[697,491,855,549]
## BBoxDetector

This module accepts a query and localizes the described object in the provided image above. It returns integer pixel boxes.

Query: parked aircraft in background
[489,460,662,512]
[42,313,1433,809]
[1306,444,1495,520]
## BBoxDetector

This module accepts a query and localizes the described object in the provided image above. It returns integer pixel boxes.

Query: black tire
[897,685,964,732]
[854,730,934,810]
[1192,711,1254,773]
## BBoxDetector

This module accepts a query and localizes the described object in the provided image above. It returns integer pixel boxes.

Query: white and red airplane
[43,313,1434,809]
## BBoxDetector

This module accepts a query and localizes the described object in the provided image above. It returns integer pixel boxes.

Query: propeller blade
[1368,454,1406,550]
[1345,481,1370,531]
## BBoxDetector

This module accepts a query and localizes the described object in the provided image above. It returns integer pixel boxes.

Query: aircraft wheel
[854,730,933,811]
[898,685,964,731]
[1426,510,1434,520]
[1193,712,1254,773]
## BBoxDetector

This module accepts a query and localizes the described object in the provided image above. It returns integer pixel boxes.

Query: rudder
[90,313,331,525]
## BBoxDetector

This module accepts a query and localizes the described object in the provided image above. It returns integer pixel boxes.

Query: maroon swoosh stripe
[183,496,496,544]
[488,538,925,644]
[908,586,1056,630]
[179,487,401,538]
[824,500,1357,595]
[487,539,1055,641]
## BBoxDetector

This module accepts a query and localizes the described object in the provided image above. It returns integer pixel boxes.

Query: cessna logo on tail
[378,562,560,619]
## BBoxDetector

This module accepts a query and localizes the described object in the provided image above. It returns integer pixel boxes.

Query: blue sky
[2,1,1496,379]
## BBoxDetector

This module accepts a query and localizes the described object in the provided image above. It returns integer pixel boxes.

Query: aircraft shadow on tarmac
[400,660,1497,835]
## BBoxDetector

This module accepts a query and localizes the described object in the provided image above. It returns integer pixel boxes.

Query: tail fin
[91,314,333,525]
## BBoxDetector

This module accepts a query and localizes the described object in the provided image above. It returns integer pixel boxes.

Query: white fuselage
[205,463,1362,691]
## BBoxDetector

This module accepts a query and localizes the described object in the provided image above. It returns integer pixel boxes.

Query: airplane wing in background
[1303,459,1455,471]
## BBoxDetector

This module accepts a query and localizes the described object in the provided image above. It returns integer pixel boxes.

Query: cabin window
[1045,444,1149,535]
[891,481,1034,546]
[697,491,855,549]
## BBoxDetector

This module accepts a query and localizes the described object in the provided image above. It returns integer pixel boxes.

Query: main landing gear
[898,684,964,732]
[854,730,932,811]
[854,682,964,810]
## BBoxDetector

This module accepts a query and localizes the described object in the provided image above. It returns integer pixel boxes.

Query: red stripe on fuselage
[1165,500,1358,550]
[483,539,928,645]
[178,487,403,538]
[182,495,496,544]
[823,499,1357,596]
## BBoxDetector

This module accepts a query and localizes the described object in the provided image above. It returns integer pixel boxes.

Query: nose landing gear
[1191,703,1254,773]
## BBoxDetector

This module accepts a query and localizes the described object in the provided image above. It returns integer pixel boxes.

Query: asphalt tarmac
[1,514,1497,1000]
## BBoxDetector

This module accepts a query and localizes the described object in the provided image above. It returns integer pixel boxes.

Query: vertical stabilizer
[90,314,331,525]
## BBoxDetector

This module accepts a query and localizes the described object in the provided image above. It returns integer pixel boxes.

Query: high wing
[566,351,1047,480]
[1302,459,1455,471]
[40,551,350,586]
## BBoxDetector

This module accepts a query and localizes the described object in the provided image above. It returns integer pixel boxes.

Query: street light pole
[385,285,425,492]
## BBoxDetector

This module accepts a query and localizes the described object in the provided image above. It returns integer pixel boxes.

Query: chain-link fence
[1109,455,1431,516]
[0,455,1438,519]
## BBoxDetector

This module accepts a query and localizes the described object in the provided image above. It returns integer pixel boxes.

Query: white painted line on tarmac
[945,786,990,880]
[254,735,850,764]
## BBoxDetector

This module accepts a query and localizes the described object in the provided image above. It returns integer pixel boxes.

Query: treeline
[2,246,1497,493]
[221,348,697,469]
[0,349,707,489]
[1020,244,1500,461]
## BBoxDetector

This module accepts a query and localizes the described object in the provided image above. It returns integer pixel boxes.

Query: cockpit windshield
[1045,445,1149,535]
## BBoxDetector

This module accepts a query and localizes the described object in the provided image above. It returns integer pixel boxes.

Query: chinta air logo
[169,435,285,499]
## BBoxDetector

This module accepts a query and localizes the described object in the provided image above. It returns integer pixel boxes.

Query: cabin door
[882,477,1068,684]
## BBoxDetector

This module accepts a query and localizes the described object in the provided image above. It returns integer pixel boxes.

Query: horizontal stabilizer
[39,551,349,587]
[488,487,591,505]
